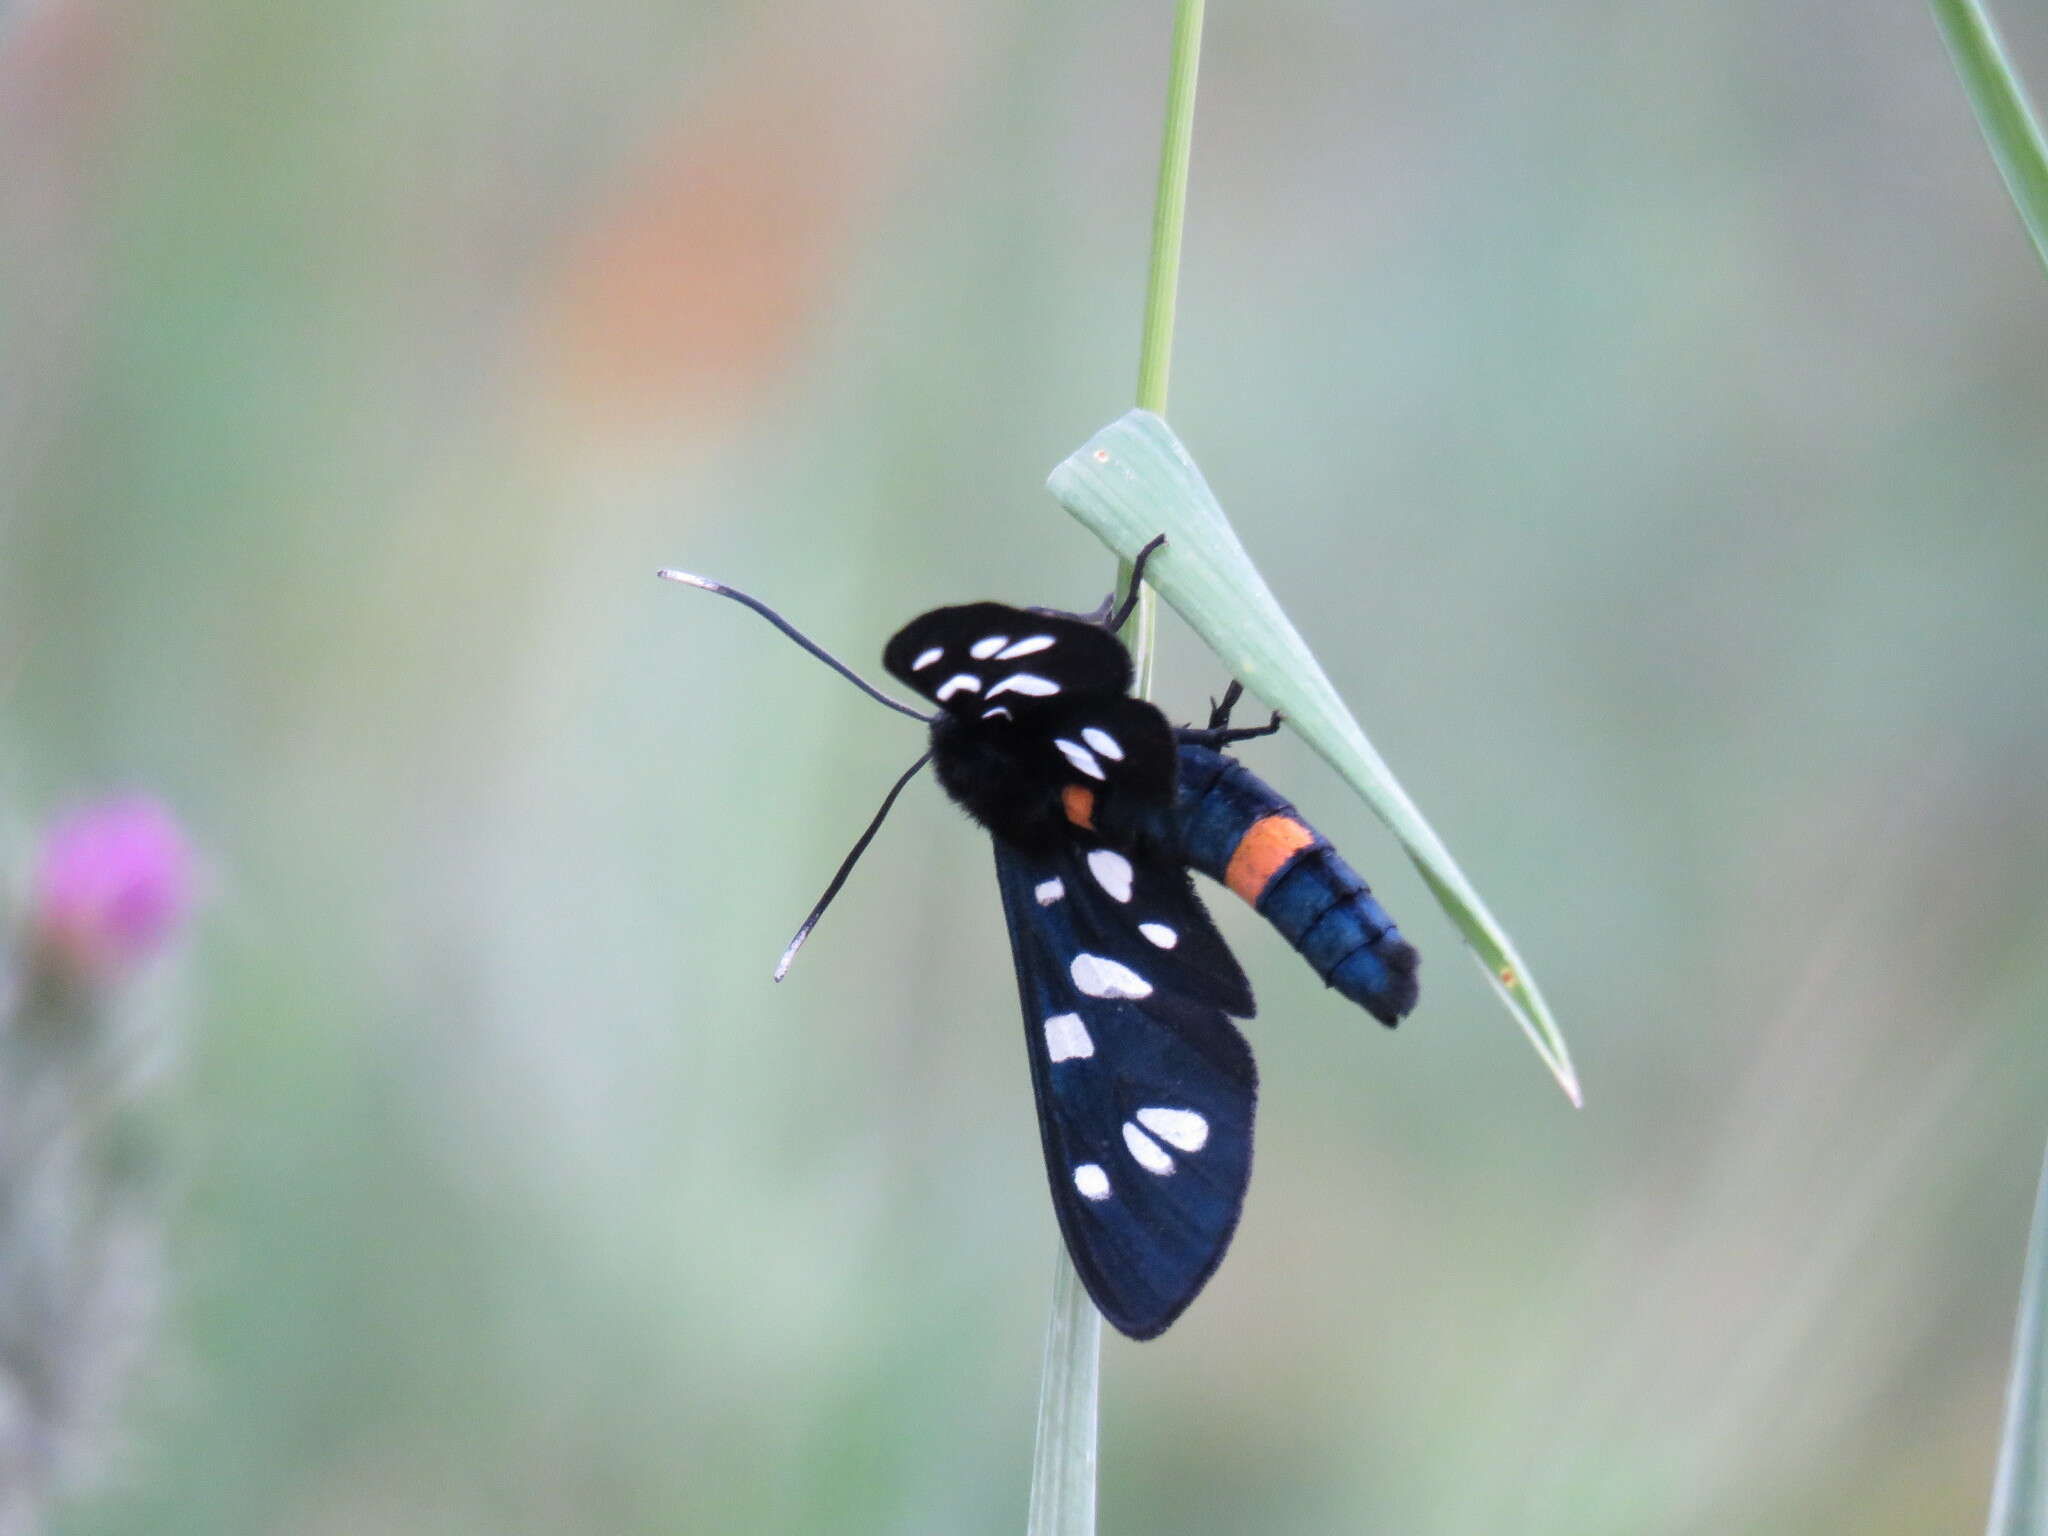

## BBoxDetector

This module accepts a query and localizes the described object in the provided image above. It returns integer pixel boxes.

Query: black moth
[663,540,1419,1339]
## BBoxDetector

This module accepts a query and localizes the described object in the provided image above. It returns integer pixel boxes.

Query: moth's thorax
[926,712,1182,858]
[927,713,1070,849]
[883,601,1186,856]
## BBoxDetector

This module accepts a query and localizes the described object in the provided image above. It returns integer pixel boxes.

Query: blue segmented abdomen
[1173,742,1420,1026]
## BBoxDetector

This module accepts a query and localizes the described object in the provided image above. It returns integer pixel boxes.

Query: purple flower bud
[29,797,194,978]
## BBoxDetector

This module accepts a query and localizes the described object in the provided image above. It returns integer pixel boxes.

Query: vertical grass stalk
[1026,1246,1102,1536]
[1028,3,1204,1532]
[1932,0,2048,276]
[1120,0,1204,698]
[1985,1139,2048,1535]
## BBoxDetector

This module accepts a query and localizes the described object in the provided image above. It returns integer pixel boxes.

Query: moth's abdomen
[1174,743,1419,1026]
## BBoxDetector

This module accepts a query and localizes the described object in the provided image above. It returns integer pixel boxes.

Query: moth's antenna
[775,751,932,981]
[657,569,933,725]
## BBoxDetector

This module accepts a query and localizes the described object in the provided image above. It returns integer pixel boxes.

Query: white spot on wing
[935,674,981,701]
[1136,1107,1208,1152]
[1055,738,1105,780]
[985,673,1059,699]
[1044,1012,1093,1061]
[996,635,1055,660]
[911,646,944,671]
[1081,727,1124,761]
[969,635,1010,659]
[1139,922,1178,948]
[1122,1121,1175,1175]
[1074,1163,1111,1200]
[982,706,1012,721]
[1034,878,1065,905]
[1086,848,1134,903]
[1071,953,1151,999]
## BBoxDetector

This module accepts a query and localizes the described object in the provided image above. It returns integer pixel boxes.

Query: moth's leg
[1028,534,1170,629]
[1205,715,1284,746]
[1208,679,1244,730]
[1177,680,1283,748]
[1067,593,1116,626]
[1103,534,1168,633]
[1177,718,1283,749]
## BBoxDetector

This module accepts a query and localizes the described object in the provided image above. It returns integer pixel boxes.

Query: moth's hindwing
[994,836,1257,1340]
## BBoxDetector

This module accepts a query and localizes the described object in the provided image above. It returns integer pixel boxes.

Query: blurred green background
[6,0,2048,1530]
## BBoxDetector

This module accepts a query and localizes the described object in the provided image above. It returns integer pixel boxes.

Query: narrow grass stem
[1932,0,2048,276]
[1030,2,1205,1531]
[1119,0,1204,696]
[1026,1248,1103,1536]
[1135,0,1204,418]
[1985,1138,2048,1534]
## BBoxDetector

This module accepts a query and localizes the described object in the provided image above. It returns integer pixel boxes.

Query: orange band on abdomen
[1062,785,1096,831]
[1225,814,1316,904]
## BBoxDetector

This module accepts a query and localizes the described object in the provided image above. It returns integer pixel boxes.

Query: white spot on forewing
[969,635,1010,659]
[995,635,1055,660]
[1081,727,1124,761]
[1074,1163,1111,1200]
[982,706,1012,721]
[985,673,1059,699]
[1044,1012,1093,1061]
[1035,878,1065,905]
[1139,922,1178,948]
[1086,848,1134,902]
[1055,739,1104,780]
[935,674,981,701]
[1122,1122,1175,1175]
[1135,1107,1208,1152]
[911,646,944,671]
[1071,953,1151,999]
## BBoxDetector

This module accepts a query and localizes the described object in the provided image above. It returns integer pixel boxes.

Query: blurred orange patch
[534,15,962,439]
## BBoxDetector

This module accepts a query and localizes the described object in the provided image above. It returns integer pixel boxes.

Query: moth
[661,539,1418,1338]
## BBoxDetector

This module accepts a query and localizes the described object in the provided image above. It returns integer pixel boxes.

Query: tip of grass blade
[1476,955,1582,1107]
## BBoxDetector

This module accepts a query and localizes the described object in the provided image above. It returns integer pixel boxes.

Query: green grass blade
[1933,0,2048,277]
[1048,409,1581,1106]
[1029,4,1204,1529]
[1987,1140,2048,1535]
[1026,1252,1102,1536]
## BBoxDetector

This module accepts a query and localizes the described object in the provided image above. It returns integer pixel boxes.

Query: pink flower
[30,796,193,978]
